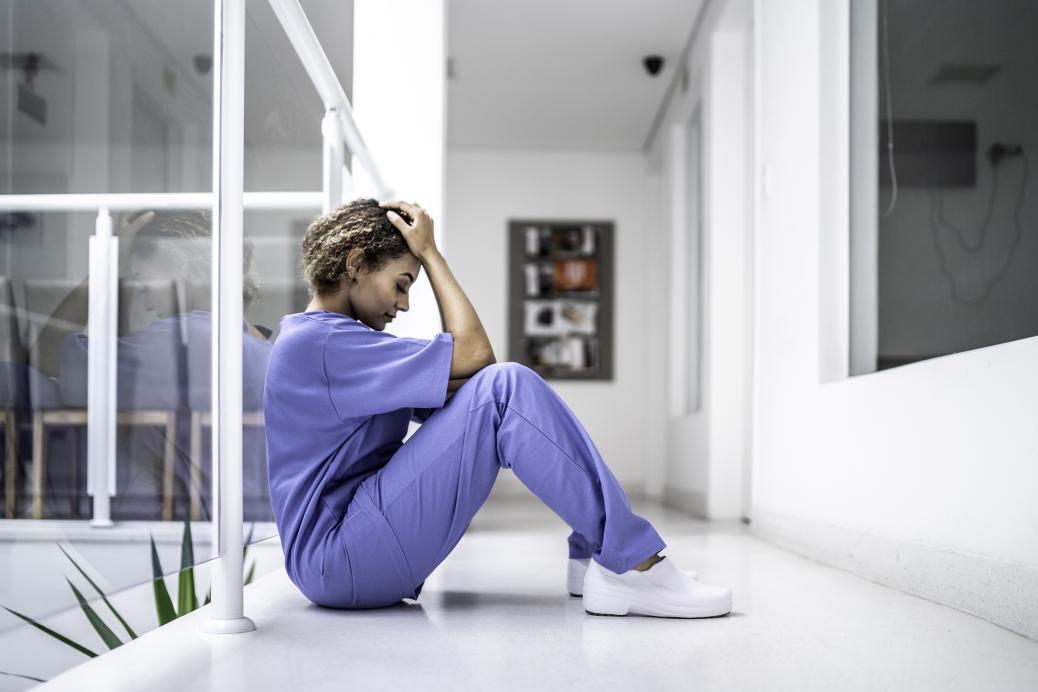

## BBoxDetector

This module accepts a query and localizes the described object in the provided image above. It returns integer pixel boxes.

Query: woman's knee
[472,361,539,383]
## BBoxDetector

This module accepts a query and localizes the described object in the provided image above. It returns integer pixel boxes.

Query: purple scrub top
[263,310,454,573]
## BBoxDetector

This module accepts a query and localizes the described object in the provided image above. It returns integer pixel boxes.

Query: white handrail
[267,0,391,198]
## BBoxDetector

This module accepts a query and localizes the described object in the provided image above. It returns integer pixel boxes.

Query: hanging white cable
[880,0,898,218]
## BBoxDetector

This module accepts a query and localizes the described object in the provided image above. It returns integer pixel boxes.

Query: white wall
[647,0,754,520]
[353,0,446,341]
[445,149,666,495]
[643,0,1038,639]
[750,0,1038,639]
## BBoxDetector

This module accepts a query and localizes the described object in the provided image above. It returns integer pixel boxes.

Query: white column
[352,0,446,338]
[705,12,753,520]
[202,0,255,635]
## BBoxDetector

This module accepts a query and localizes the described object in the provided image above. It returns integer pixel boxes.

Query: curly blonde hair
[301,198,412,298]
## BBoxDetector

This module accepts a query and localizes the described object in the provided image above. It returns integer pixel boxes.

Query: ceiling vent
[928,63,1002,85]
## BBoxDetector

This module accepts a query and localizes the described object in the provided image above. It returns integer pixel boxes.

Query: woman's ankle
[631,553,664,572]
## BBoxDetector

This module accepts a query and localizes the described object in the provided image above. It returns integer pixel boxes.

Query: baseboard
[750,506,1038,641]
[661,485,708,517]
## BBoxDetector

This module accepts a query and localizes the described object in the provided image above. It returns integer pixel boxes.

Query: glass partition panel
[0,0,213,194]
[1,0,357,678]
[0,0,226,683]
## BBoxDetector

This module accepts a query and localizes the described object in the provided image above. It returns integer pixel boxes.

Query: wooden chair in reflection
[0,277,30,518]
[24,278,182,519]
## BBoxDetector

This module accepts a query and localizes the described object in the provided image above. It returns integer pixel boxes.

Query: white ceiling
[67,0,700,154]
[114,0,352,150]
[446,0,704,152]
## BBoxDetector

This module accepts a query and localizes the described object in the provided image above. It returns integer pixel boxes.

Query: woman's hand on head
[380,201,438,260]
[116,210,155,275]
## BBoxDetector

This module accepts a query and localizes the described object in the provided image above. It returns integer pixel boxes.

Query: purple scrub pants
[316,362,666,609]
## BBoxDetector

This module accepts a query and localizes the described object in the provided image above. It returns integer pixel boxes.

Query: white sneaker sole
[583,589,732,618]
[581,561,732,619]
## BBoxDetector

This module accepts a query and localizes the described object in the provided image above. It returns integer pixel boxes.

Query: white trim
[0,191,324,211]
[0,519,279,544]
[751,506,1038,641]
[848,0,878,376]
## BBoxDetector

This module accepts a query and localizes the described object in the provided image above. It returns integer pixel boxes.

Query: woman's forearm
[419,249,496,376]
[29,275,90,377]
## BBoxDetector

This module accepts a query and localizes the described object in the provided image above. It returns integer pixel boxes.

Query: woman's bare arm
[382,201,495,379]
[29,276,89,377]
[419,248,496,377]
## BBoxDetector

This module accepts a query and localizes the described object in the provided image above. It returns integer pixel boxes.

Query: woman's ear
[345,247,365,282]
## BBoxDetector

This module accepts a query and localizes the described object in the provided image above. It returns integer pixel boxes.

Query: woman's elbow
[451,347,496,378]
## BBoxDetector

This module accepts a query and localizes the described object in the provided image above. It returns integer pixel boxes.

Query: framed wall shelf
[507,219,614,380]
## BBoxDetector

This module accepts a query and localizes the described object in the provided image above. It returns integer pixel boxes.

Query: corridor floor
[42,494,1038,691]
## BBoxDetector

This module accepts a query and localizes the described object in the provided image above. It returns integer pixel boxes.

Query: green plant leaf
[57,544,137,640]
[177,565,198,617]
[1,605,98,658]
[150,534,178,626]
[177,521,198,616]
[244,560,256,586]
[243,522,255,560]
[65,579,123,651]
[0,670,48,683]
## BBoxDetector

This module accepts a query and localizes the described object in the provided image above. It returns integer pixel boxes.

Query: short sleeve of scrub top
[323,321,455,420]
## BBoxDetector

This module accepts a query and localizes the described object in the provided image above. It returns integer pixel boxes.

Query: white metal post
[321,108,344,213]
[87,208,115,528]
[202,0,255,635]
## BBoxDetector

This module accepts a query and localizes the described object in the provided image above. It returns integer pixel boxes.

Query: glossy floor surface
[40,495,1038,691]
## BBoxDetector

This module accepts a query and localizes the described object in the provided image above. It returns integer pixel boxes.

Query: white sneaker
[567,557,698,597]
[581,557,733,618]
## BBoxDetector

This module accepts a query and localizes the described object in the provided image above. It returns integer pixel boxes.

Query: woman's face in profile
[127,252,166,314]
[351,253,421,331]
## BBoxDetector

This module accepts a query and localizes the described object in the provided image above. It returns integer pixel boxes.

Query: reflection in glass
[0,0,214,195]
[26,210,273,524]
[0,0,346,677]
[851,0,1038,374]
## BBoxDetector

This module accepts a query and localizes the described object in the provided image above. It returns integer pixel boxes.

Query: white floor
[39,495,1038,691]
